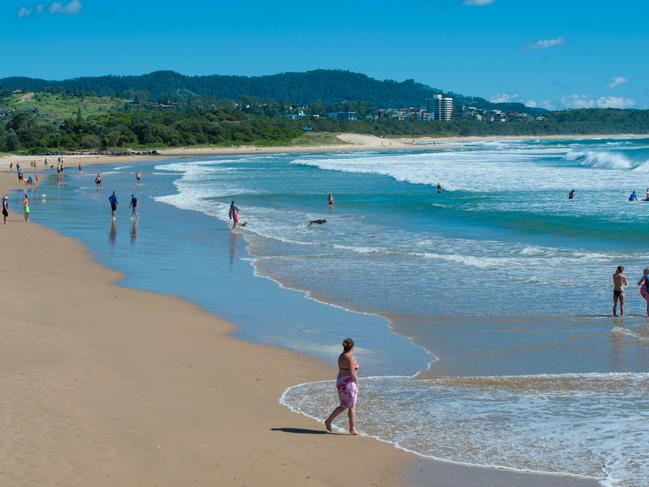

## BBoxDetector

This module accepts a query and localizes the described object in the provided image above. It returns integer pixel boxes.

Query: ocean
[25,137,649,486]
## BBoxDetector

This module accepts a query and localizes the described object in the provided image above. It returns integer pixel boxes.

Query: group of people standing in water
[613,266,649,318]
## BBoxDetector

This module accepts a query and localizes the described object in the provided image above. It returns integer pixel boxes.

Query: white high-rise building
[426,94,453,121]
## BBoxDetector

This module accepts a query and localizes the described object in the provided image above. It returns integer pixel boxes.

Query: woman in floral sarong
[325,338,359,435]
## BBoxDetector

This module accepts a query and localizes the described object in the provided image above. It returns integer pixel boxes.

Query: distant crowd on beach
[3,157,142,227]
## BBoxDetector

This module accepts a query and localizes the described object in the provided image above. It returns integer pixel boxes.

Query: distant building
[426,94,453,121]
[327,112,358,121]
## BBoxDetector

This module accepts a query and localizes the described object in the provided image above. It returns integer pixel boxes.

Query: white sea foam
[566,150,635,169]
[292,145,648,193]
[281,373,649,487]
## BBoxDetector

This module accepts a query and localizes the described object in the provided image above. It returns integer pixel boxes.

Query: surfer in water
[638,268,649,317]
[568,189,575,200]
[328,193,334,208]
[613,266,628,317]
[437,182,443,194]
[629,191,638,201]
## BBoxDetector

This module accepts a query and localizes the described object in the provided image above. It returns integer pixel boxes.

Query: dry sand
[0,163,600,486]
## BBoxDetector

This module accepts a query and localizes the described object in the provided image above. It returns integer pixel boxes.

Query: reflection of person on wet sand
[613,266,628,317]
[109,220,117,246]
[130,219,137,245]
[229,231,239,267]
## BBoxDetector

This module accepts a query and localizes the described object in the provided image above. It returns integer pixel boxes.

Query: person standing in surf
[108,191,118,220]
[437,182,443,194]
[228,201,240,229]
[2,196,9,224]
[328,193,334,208]
[22,194,30,222]
[613,266,628,317]
[136,170,142,183]
[324,338,359,435]
[129,194,138,219]
[638,268,649,317]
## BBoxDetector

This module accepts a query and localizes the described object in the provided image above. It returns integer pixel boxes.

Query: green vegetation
[3,104,649,154]
[0,92,129,122]
[0,106,302,153]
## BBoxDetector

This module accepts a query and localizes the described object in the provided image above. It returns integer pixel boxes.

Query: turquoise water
[25,138,649,486]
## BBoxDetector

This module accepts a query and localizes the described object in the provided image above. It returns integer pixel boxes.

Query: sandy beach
[0,151,601,486]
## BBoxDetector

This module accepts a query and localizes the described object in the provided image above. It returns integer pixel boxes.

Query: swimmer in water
[629,191,638,201]
[568,189,575,200]
[613,266,628,317]
[437,182,442,194]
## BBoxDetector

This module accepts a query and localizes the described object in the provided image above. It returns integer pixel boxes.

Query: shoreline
[2,131,647,169]
[0,160,601,486]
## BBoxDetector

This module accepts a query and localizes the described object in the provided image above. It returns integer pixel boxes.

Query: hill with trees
[0,69,542,115]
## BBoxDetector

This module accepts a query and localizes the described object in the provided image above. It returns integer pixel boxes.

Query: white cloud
[525,100,538,108]
[524,37,565,50]
[608,76,628,88]
[489,93,520,103]
[559,94,635,109]
[596,96,635,108]
[463,0,495,5]
[18,0,81,18]
[541,100,557,110]
[50,0,82,14]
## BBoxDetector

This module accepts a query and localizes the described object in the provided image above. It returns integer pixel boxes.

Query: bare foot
[324,420,332,432]
[350,429,359,435]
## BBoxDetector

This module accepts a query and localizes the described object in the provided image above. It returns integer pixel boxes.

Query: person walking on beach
[22,194,30,222]
[613,266,628,317]
[328,193,334,208]
[129,194,138,219]
[2,196,9,224]
[228,201,240,229]
[638,268,649,317]
[324,338,359,435]
[108,191,118,219]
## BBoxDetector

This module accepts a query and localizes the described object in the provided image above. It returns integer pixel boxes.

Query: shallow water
[25,137,649,486]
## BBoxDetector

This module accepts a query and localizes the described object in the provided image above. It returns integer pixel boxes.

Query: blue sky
[2,0,648,109]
